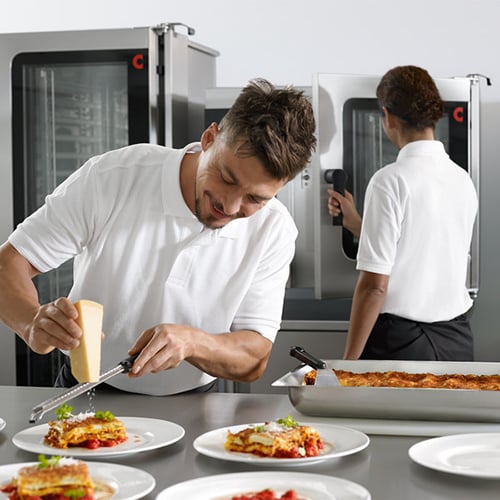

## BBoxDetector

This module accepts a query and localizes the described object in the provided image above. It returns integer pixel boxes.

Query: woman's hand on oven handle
[327,188,362,238]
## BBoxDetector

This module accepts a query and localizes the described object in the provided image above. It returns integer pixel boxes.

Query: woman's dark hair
[376,65,444,130]
[218,78,316,181]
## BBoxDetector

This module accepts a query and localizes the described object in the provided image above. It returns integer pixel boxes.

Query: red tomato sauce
[272,438,324,458]
[80,436,127,449]
[231,489,303,500]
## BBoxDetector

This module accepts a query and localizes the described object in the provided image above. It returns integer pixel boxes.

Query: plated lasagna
[44,405,127,449]
[224,416,323,459]
[304,369,500,390]
[1,456,95,500]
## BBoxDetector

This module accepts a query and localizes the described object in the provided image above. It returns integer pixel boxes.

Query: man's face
[195,134,286,229]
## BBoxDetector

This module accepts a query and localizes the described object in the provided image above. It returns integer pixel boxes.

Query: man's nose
[221,192,244,216]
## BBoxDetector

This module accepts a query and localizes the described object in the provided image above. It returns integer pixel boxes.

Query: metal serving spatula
[289,345,341,386]
[29,354,138,423]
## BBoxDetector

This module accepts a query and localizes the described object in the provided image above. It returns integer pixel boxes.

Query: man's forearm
[0,243,40,342]
[128,323,273,382]
[187,329,273,381]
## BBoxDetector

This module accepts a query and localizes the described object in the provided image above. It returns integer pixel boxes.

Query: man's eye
[248,196,264,205]
[220,173,234,185]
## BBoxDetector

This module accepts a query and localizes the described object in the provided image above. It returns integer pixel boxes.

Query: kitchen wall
[1,0,499,384]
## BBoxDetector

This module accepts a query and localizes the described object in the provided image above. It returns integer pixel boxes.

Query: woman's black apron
[360,311,474,361]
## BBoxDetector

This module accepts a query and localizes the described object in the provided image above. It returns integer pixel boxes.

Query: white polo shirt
[9,143,298,395]
[357,140,478,322]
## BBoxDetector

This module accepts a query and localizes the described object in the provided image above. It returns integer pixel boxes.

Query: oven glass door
[12,49,149,385]
[341,98,468,259]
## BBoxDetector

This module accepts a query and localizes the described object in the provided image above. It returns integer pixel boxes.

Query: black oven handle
[324,169,348,226]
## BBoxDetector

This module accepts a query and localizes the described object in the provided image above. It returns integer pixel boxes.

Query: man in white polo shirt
[0,79,317,395]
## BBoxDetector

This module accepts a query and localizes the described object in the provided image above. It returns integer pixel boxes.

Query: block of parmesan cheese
[69,300,103,383]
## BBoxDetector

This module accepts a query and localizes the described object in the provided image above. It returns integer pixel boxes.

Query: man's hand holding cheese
[24,298,83,355]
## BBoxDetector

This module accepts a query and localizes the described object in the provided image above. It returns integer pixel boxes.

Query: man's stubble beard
[194,193,242,230]
[194,194,219,229]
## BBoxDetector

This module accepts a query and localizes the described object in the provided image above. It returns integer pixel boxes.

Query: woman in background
[333,65,478,361]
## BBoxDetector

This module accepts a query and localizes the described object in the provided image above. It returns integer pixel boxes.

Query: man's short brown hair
[217,78,316,181]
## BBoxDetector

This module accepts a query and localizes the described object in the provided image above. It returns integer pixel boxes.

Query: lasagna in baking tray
[224,416,323,458]
[1,456,95,500]
[274,360,500,421]
[44,404,127,449]
[303,369,500,390]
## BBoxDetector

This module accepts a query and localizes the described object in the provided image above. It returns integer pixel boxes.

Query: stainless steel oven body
[313,73,481,299]
[0,23,218,385]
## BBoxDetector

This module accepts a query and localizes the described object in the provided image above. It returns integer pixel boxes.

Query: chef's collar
[161,142,200,219]
[397,140,448,160]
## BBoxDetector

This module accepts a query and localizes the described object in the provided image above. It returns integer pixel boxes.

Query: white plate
[193,422,369,466]
[12,416,185,458]
[0,461,155,500]
[156,471,370,500]
[409,432,500,478]
[0,418,5,432]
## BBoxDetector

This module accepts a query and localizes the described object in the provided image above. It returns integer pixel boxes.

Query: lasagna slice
[1,457,94,500]
[224,416,323,458]
[44,410,127,449]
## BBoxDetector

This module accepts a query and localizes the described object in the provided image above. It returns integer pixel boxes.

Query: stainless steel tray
[272,359,500,422]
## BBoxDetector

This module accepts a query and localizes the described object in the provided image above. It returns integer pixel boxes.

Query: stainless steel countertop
[1,385,500,499]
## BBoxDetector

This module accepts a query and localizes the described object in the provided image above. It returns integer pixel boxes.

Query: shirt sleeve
[8,157,100,273]
[356,176,403,275]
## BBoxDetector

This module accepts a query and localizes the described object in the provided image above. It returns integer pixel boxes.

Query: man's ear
[200,122,219,150]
